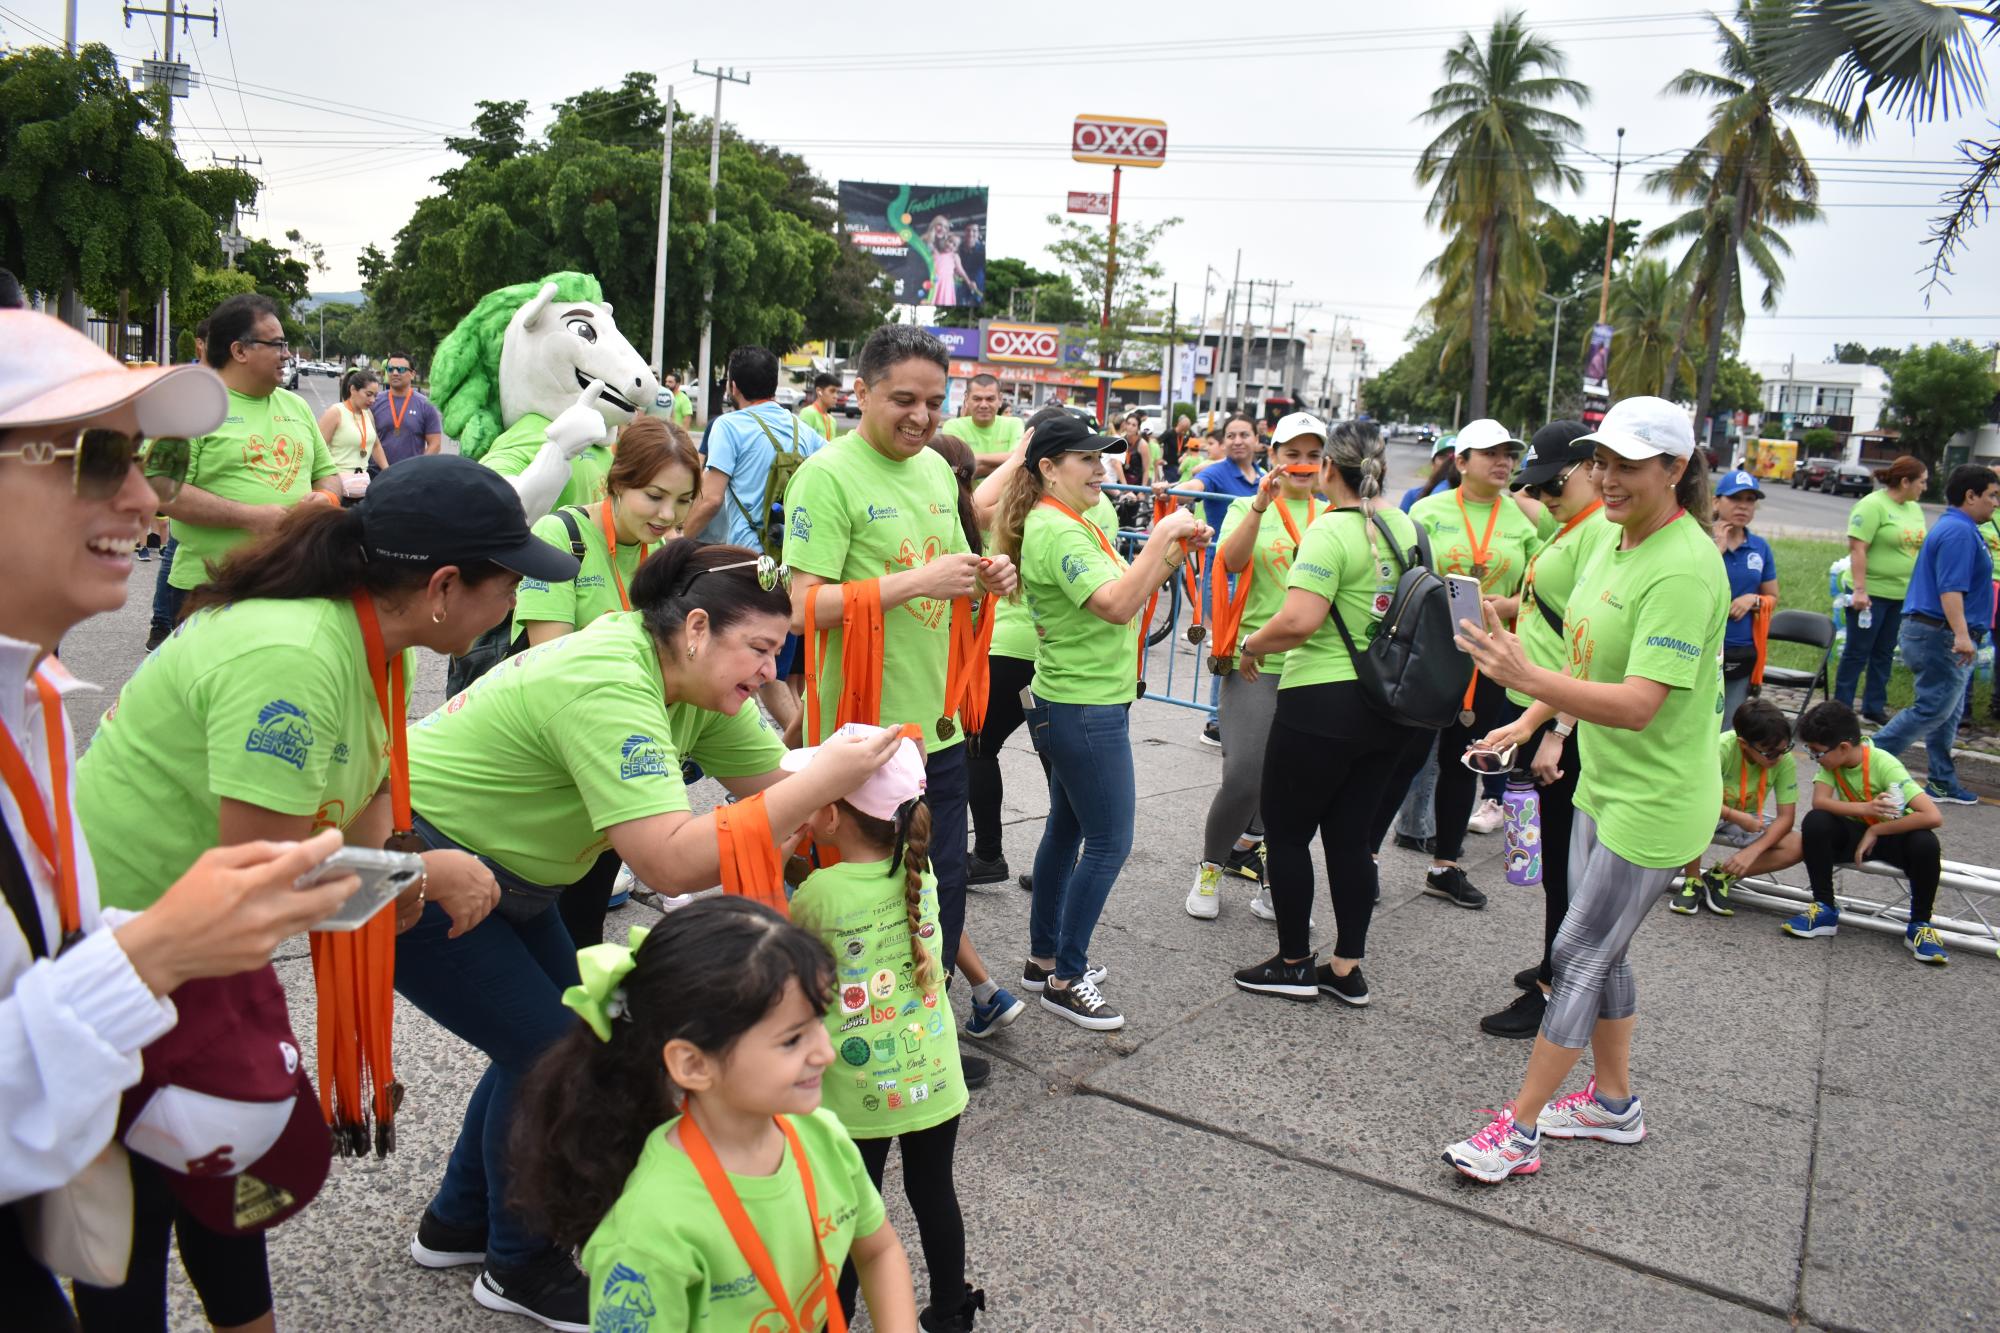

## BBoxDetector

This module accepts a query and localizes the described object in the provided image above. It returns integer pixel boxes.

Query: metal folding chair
[1755,609,1836,718]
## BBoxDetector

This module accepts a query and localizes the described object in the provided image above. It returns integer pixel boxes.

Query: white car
[775,385,803,410]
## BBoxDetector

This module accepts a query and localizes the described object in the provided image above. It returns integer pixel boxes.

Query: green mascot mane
[431,271,604,461]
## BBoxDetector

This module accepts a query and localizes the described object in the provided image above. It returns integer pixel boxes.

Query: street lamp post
[1543,292,1574,422]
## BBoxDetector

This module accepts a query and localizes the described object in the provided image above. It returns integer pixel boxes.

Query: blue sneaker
[964,986,1025,1039]
[1923,780,1981,806]
[1905,922,1951,965]
[1781,902,1840,938]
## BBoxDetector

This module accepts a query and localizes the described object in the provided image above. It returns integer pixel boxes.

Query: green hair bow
[562,926,652,1042]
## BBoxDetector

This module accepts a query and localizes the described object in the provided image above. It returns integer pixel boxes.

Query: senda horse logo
[1072,115,1169,167]
[984,323,1061,365]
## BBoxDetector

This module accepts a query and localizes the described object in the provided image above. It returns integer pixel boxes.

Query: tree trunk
[1659,272,1702,400]
[1693,160,1755,446]
[1467,216,1496,419]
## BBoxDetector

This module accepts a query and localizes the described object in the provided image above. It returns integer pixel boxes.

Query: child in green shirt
[788,723,985,1331]
[1672,698,1805,917]
[510,897,918,1332]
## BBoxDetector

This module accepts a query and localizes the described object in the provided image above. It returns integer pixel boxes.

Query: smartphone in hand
[296,846,423,931]
[1446,575,1485,651]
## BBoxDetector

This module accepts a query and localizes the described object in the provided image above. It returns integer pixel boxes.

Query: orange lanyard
[1456,489,1503,580]
[1272,493,1321,549]
[1735,742,1768,814]
[598,501,651,613]
[1522,500,1602,616]
[385,390,413,434]
[1040,497,1143,680]
[1831,747,1877,821]
[347,405,372,453]
[351,591,413,841]
[0,667,81,948]
[680,1112,847,1333]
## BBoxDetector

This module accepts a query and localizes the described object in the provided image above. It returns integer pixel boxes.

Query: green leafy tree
[1413,10,1589,419]
[1710,352,1764,418]
[1039,213,1179,369]
[1800,425,1838,452]
[1884,338,1999,471]
[1608,257,1694,398]
[942,256,1087,325]
[1831,340,1904,371]
[1362,324,1457,426]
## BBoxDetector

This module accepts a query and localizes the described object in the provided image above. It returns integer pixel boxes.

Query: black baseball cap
[359,454,581,581]
[1026,411,1120,470]
[1511,420,1595,492]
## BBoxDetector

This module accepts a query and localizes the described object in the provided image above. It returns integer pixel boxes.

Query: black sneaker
[472,1250,589,1331]
[1392,832,1436,855]
[1040,976,1125,1030]
[1422,865,1487,910]
[962,1053,991,1090]
[967,853,1009,886]
[1017,872,1033,892]
[1222,842,1266,883]
[1700,871,1736,917]
[1861,709,1890,726]
[1233,954,1317,1001]
[920,1282,988,1332]
[1479,987,1546,1039]
[143,624,169,653]
[1020,958,1106,994]
[1513,965,1543,992]
[1201,717,1222,746]
[1316,962,1370,1006]
[409,1208,486,1269]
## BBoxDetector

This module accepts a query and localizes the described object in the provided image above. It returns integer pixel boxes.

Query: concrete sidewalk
[60,579,1993,1332]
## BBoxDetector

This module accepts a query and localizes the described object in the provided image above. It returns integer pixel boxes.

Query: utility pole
[647,83,677,379]
[211,152,261,269]
[1160,282,1176,419]
[691,63,750,426]
[1250,278,1293,417]
[1193,266,1218,424]
[1596,127,1627,327]
[65,0,77,51]
[126,0,215,359]
[1216,250,1241,419]
[1544,292,1574,420]
[1320,323,1340,415]
[1350,342,1371,422]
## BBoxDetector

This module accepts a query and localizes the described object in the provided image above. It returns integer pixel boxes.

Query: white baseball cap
[1454,418,1524,455]
[1578,396,1694,461]
[1270,411,1328,446]
[0,309,227,436]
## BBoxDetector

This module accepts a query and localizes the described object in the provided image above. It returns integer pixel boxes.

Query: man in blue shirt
[1873,463,1999,804]
[1715,468,1780,726]
[682,345,827,555]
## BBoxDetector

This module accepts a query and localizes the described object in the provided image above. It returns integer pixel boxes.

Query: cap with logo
[1270,411,1329,447]
[1715,468,1765,499]
[1511,420,1596,492]
[1025,410,1121,471]
[0,309,227,437]
[1453,418,1525,456]
[1578,395,1695,461]
[780,722,928,821]
[359,453,582,583]
[1431,434,1458,458]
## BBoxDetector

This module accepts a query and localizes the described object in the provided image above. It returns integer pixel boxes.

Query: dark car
[1823,462,1874,497]
[1791,457,1836,489]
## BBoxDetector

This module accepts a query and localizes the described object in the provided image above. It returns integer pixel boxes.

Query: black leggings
[1428,672,1511,863]
[1802,809,1941,923]
[968,654,1044,863]
[1525,722,1582,989]
[0,1206,77,1331]
[71,1153,272,1332]
[836,1116,965,1317]
[1261,683,1431,961]
[555,847,624,949]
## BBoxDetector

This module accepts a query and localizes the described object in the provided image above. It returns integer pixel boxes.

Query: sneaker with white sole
[472,1251,589,1331]
[409,1208,486,1269]
[1442,1109,1540,1183]
[1781,901,1840,938]
[1232,953,1317,1000]
[1247,883,1313,925]
[1315,962,1369,1006]
[1905,922,1950,965]
[1536,1076,1647,1143]
[1222,842,1265,883]
[1467,798,1506,835]
[1186,862,1223,920]
[1040,976,1125,1030]
[1021,958,1106,993]
[963,987,1026,1038]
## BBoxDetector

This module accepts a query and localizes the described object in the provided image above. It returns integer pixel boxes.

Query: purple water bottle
[1502,776,1542,886]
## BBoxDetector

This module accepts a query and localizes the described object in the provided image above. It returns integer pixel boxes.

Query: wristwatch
[1553,721,1575,738]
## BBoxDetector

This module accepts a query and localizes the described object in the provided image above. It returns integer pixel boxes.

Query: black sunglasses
[386,365,412,373]
[0,428,189,503]
[237,337,291,352]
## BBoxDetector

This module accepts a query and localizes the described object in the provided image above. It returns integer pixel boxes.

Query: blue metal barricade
[1101,481,1224,717]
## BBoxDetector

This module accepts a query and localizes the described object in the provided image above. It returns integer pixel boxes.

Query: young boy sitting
[1673,698,1806,916]
[1783,700,1950,964]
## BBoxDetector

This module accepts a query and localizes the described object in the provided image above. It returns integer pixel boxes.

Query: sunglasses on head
[0,427,189,504]
[696,554,792,593]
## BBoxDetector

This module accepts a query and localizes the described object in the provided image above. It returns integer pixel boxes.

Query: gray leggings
[1542,807,1676,1049]
[1201,671,1278,864]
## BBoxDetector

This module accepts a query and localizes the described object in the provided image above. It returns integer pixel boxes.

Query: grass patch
[1762,536,1916,715]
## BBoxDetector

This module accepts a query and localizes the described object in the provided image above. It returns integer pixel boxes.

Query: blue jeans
[393,898,580,1269]
[1873,618,1977,792]
[1025,698,1134,980]
[149,536,184,635]
[1835,596,1903,716]
[925,741,968,974]
[1394,737,1439,841]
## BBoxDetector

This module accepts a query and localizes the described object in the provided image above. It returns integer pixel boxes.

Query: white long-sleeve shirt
[0,635,176,1204]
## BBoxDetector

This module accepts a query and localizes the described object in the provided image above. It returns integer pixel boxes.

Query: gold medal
[1187,624,1207,644]
[384,830,425,854]
[1458,708,1477,727]
[936,716,957,741]
[1469,562,1488,580]
[1208,654,1235,675]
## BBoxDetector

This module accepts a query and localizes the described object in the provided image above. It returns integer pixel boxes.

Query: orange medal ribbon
[1831,746,1886,825]
[1734,742,1768,816]
[385,389,414,434]
[805,578,884,742]
[599,501,651,613]
[944,594,997,736]
[680,1112,847,1333]
[715,791,790,914]
[0,666,82,949]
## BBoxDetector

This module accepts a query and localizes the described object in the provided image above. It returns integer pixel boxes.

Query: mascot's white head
[498,281,660,432]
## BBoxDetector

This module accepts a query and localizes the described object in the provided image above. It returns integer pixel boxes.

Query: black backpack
[1326,510,1474,730]
[731,414,807,559]
[443,506,591,696]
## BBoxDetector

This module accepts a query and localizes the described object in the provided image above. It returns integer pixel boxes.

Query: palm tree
[1414,11,1589,420]
[1608,257,1694,398]
[1649,0,1853,435]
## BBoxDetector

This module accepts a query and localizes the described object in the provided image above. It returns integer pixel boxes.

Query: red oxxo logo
[1071,115,1169,167]
[984,323,1061,364]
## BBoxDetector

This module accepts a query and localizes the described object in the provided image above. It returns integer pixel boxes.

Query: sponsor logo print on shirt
[1060,553,1089,584]
[577,574,606,588]
[245,700,313,770]
[1645,634,1701,659]
[866,504,901,523]
[789,504,812,542]
[331,742,350,765]
[596,1263,657,1331]
[618,734,670,780]
[240,432,306,493]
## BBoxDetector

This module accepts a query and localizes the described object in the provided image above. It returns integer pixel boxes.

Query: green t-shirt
[78,597,405,907]
[581,1107,884,1333]
[1718,729,1799,815]
[671,389,694,427]
[780,434,971,752]
[1278,506,1419,689]
[798,405,835,440]
[791,861,967,1139]
[989,496,1117,663]
[1811,741,1924,822]
[169,388,337,591]
[1531,503,1560,541]
[1020,502,1137,705]
[408,613,786,885]
[1408,488,1541,599]
[1217,496,1327,674]
[1510,508,1620,707]
[1568,515,1729,868]
[940,415,1024,455]
[511,505,648,638]
[480,412,614,512]
[1846,489,1928,599]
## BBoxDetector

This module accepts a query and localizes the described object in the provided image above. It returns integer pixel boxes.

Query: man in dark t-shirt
[371,351,444,465]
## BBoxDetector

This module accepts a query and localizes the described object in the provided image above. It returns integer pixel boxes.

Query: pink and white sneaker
[1442,1108,1541,1183]
[1536,1076,1647,1144]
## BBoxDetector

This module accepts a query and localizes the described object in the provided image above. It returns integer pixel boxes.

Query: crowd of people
[1,298,1987,1333]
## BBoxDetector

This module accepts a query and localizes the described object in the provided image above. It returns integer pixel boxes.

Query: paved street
[53,552,1999,1332]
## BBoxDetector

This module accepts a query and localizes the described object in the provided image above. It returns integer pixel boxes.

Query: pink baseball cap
[0,308,227,436]
[780,722,928,820]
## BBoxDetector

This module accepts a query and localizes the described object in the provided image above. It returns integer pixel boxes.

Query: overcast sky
[9,0,1997,372]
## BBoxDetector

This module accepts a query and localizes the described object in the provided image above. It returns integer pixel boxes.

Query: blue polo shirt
[1193,460,1262,532]
[1720,530,1776,648]
[1400,475,1452,513]
[1905,506,1995,632]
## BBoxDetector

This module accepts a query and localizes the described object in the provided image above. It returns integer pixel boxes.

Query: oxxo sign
[1071,115,1168,168]
[982,321,1063,365]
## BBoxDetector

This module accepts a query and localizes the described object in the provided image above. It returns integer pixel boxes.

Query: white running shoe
[1247,885,1313,926]
[1536,1077,1647,1143]
[1186,862,1223,919]
[1442,1109,1541,1183]
[1467,798,1506,835]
